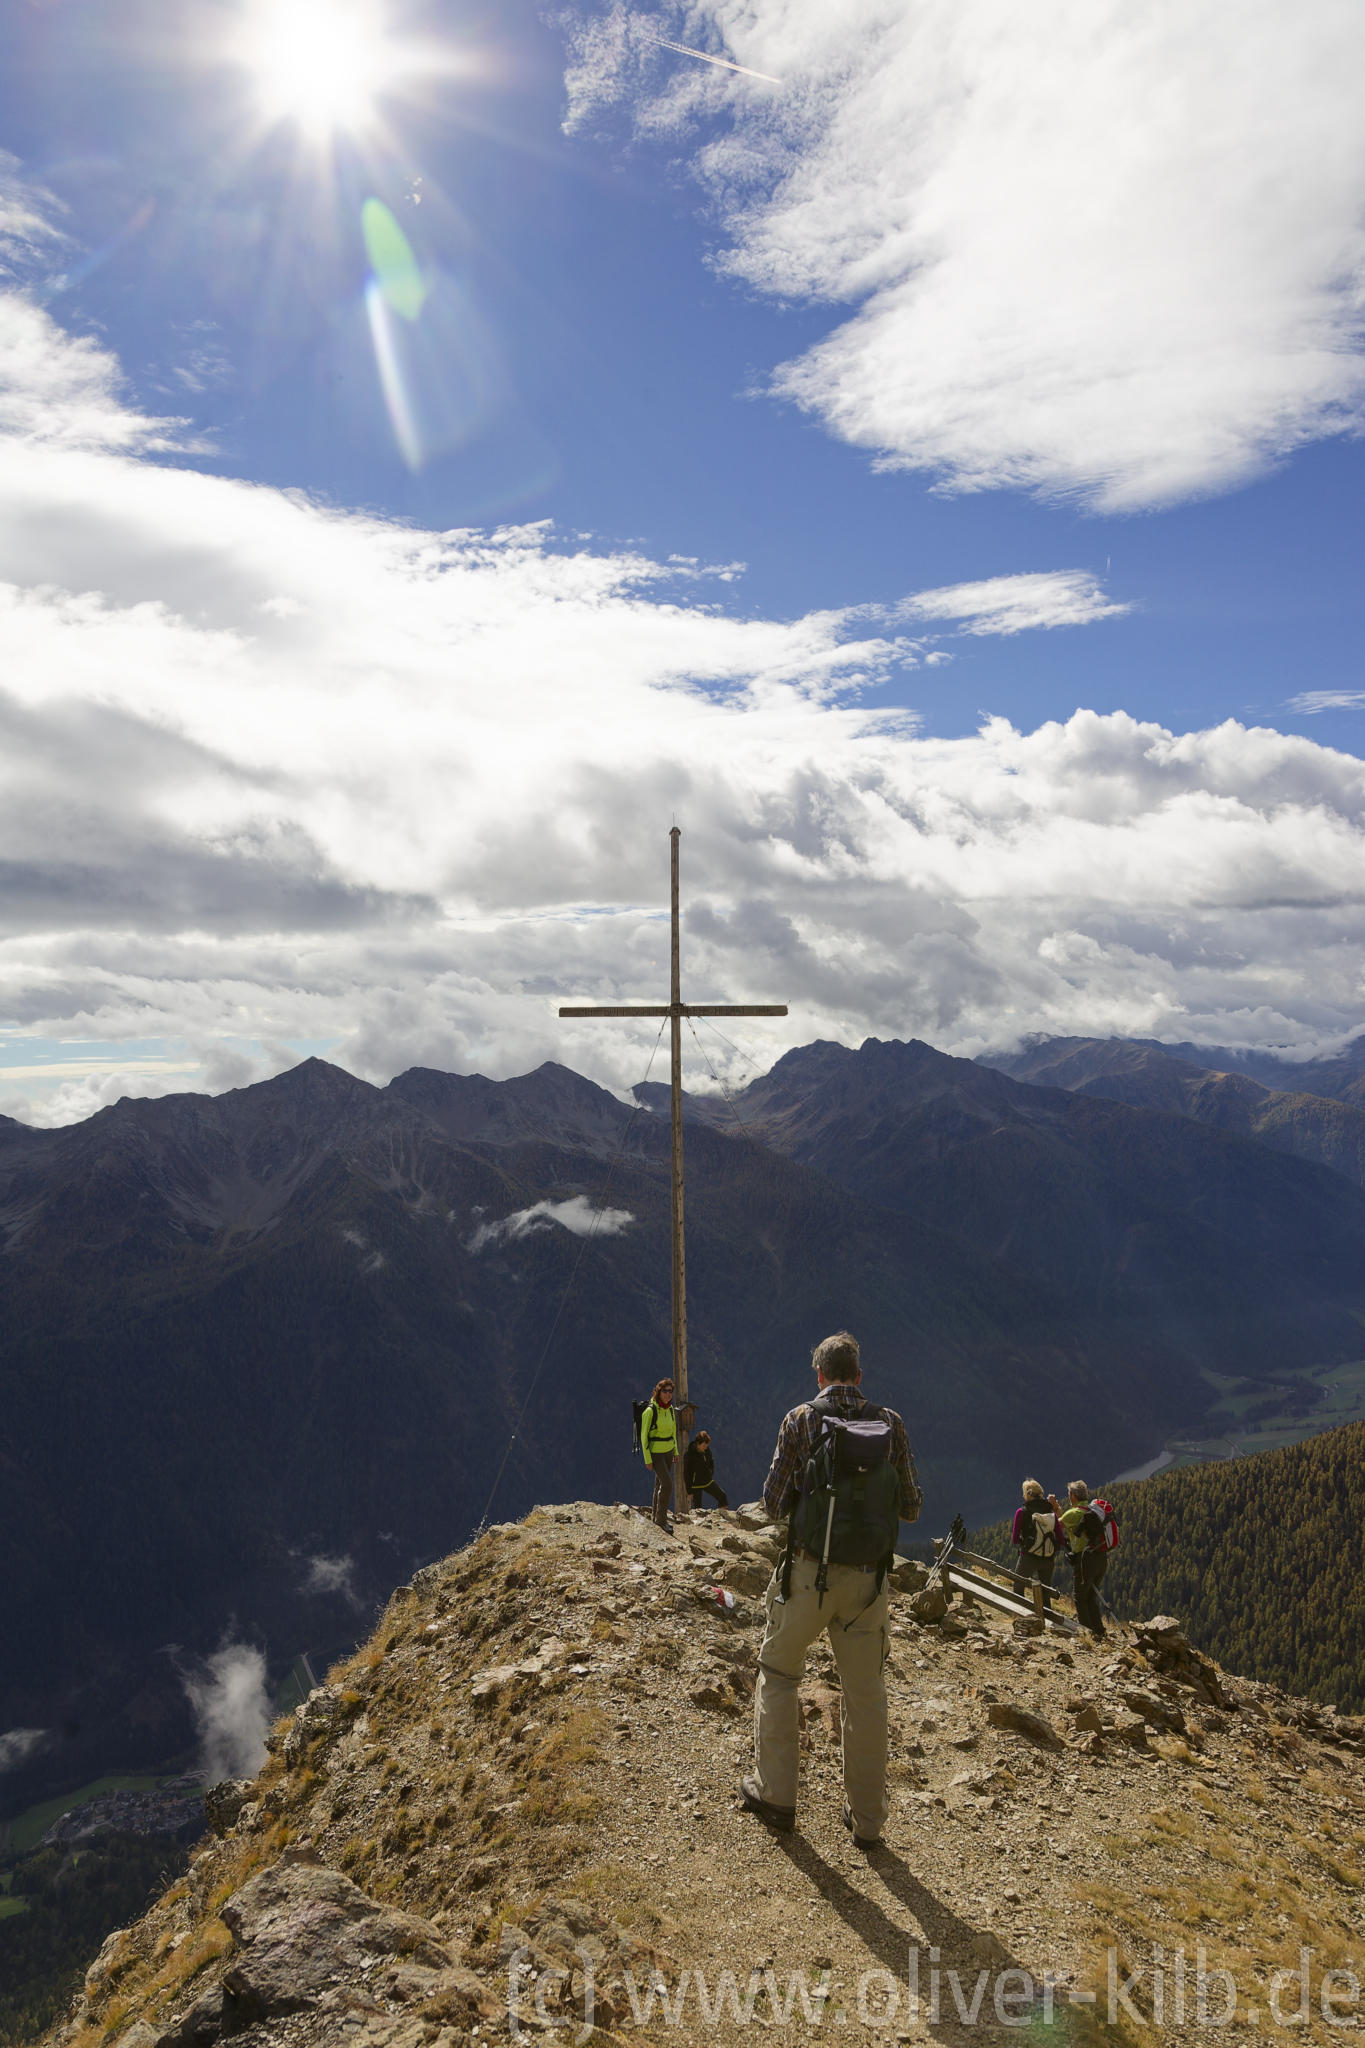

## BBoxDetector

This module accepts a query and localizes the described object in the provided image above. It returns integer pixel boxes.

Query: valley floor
[1112,1357,1365,1484]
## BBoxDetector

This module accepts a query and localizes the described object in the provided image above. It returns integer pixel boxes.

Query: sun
[242,0,404,135]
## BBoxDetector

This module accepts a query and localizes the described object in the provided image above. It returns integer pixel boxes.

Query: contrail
[638,30,781,85]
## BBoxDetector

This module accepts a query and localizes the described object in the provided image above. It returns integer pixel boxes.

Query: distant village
[39,1779,204,1850]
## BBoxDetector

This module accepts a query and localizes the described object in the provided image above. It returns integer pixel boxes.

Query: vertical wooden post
[669,827,689,1517]
[557,830,786,1527]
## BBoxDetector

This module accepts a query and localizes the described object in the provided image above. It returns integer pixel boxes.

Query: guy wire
[693,1014,759,1074]
[687,1013,770,1164]
[477,1016,669,1530]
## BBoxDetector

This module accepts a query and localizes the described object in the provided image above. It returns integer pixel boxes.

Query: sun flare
[243,0,402,134]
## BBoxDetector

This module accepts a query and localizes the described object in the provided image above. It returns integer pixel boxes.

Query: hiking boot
[842,1802,882,1851]
[740,1775,795,1832]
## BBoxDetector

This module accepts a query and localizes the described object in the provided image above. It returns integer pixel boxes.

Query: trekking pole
[1098,1583,1131,1636]
[816,1493,835,1606]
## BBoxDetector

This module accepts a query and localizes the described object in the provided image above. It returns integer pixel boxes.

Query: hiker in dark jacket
[683,1430,728,1510]
[640,1378,678,1531]
[742,1331,921,1850]
[1010,1477,1060,1612]
[1049,1480,1108,1639]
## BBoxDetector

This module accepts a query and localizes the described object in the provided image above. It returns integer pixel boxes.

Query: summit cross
[559,828,787,1509]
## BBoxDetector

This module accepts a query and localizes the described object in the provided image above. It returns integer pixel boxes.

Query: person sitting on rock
[640,1378,677,1532]
[683,1430,728,1510]
[1049,1480,1108,1640]
[1010,1477,1060,1613]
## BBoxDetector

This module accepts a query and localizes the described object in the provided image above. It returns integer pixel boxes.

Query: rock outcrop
[43,1503,1365,2048]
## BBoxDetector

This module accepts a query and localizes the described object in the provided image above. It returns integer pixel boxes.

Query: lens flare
[361,205,504,475]
[362,198,426,320]
[243,0,401,135]
[365,278,422,468]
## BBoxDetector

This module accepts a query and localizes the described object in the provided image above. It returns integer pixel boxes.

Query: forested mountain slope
[1107,1424,1365,1711]
[974,1421,1365,1712]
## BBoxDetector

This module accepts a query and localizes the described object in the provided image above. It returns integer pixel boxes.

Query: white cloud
[4,289,1365,1117]
[902,572,1130,638]
[0,161,199,455]
[1287,691,1365,715]
[562,3,1365,510]
[0,152,67,279]
[182,1643,270,1784]
[0,296,196,454]
[300,1553,363,1609]
[0,1726,50,1773]
[467,1197,636,1253]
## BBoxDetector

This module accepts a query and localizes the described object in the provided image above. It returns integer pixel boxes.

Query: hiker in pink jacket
[1010,1477,1061,1613]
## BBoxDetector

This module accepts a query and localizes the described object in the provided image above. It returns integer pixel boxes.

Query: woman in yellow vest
[640,1378,677,1532]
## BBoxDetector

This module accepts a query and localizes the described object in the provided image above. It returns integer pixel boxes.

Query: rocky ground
[44,1503,1365,2048]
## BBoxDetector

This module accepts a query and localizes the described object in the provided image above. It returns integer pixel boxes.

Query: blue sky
[2,0,1365,1119]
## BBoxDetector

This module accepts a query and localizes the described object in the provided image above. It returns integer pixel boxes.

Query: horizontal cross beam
[559,1004,788,1018]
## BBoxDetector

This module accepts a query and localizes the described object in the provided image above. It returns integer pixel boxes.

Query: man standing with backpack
[742,1332,921,1850]
[1048,1481,1114,1640]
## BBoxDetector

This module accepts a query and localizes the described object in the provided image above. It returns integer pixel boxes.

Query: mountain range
[638,1033,1365,1373]
[983,1032,1365,1186]
[1124,1030,1365,1104]
[7,1031,1365,1812]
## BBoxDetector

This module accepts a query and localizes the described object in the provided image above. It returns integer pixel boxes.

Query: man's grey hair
[811,1331,860,1381]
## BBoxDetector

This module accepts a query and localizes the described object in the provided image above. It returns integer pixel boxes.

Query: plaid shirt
[761,1381,922,1524]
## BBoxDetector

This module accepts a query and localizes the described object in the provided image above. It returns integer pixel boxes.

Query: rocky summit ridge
[45,1504,1365,2048]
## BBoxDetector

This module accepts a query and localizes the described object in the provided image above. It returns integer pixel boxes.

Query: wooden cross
[560,828,787,1512]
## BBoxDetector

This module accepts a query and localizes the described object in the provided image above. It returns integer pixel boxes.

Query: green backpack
[781,1393,901,1603]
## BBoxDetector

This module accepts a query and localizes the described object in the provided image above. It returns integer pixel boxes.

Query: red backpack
[1086,1496,1120,1552]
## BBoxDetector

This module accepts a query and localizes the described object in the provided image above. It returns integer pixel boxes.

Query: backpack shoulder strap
[781,1397,833,1597]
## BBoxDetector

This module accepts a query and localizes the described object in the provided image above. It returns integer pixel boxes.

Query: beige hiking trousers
[752,1552,890,1840]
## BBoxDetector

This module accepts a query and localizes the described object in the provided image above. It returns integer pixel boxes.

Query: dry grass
[63,1914,234,2048]
[519,1710,606,1828]
[210,1829,287,1906]
[1074,1788,1363,2037]
[147,1923,231,2003]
